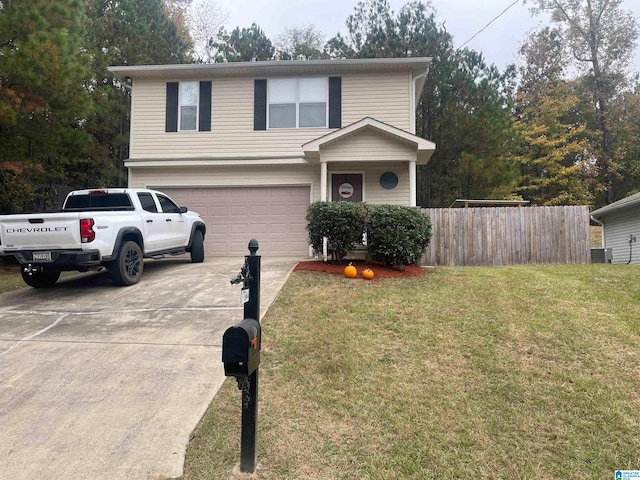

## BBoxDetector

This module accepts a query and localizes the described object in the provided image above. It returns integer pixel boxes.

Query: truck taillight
[80,218,95,243]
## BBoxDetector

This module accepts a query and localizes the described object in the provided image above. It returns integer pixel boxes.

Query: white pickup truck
[0,188,206,288]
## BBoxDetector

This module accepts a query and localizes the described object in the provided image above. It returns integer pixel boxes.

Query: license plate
[33,251,52,261]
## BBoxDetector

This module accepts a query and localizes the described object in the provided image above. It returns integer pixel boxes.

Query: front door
[331,174,363,202]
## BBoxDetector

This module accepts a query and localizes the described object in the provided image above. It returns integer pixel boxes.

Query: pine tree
[327,0,518,206]
[530,0,639,205]
[213,24,275,62]
[0,0,94,212]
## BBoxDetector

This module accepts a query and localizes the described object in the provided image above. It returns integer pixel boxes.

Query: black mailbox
[222,318,261,377]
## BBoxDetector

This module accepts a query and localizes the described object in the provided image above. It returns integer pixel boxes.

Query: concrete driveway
[0,256,298,480]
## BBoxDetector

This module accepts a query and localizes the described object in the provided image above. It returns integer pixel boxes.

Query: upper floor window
[179,82,199,131]
[268,78,327,128]
[165,81,212,133]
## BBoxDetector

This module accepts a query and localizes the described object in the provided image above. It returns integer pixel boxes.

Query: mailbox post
[224,239,261,473]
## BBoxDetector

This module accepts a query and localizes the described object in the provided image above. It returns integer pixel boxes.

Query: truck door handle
[146,219,153,223]
[166,218,172,222]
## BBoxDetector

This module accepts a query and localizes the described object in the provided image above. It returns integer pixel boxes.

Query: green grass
[0,267,25,293]
[182,264,640,479]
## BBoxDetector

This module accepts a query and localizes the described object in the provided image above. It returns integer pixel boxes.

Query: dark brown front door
[331,174,363,202]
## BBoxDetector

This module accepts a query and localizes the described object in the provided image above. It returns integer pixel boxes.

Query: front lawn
[0,265,24,293]
[186,265,640,478]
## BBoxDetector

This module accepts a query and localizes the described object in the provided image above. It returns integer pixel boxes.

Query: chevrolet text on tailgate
[0,188,206,288]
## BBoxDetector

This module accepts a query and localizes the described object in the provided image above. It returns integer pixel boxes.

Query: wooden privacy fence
[420,206,590,266]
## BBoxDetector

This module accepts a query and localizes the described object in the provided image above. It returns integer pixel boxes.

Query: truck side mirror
[222,318,261,377]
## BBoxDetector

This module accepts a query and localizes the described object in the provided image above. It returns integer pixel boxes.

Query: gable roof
[302,117,436,164]
[591,191,640,218]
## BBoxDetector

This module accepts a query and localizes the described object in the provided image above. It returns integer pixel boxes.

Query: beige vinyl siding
[130,71,412,159]
[128,164,322,201]
[342,72,411,130]
[329,162,410,205]
[319,128,417,164]
[129,162,410,206]
[131,78,332,159]
[602,207,640,264]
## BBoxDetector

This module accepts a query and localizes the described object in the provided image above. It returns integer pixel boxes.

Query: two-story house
[108,57,436,257]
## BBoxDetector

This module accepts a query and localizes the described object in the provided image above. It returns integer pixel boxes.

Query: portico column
[409,160,417,207]
[320,161,327,201]
[320,160,328,260]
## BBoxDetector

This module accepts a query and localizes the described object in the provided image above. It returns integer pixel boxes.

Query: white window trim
[267,77,328,129]
[179,81,199,132]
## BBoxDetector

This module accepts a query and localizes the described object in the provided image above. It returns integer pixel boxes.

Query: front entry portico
[303,117,436,206]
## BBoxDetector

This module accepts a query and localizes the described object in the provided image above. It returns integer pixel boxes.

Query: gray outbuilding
[591,192,640,264]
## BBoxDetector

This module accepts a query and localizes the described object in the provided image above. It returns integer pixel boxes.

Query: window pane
[299,103,326,127]
[137,193,158,212]
[269,78,297,103]
[269,104,296,128]
[299,78,327,102]
[180,81,198,106]
[181,106,197,130]
[158,195,180,213]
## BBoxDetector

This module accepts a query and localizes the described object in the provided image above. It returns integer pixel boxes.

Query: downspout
[410,68,429,206]
[320,161,328,262]
[411,68,429,134]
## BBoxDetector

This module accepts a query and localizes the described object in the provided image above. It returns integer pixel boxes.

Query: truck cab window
[137,193,158,213]
[157,194,180,213]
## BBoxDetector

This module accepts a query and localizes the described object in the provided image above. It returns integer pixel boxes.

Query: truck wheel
[21,270,61,288]
[109,240,143,286]
[190,230,205,263]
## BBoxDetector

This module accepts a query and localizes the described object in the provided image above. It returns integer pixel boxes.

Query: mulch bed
[293,259,425,279]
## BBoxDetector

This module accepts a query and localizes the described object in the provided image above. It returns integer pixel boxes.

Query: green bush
[366,204,432,267]
[306,201,368,262]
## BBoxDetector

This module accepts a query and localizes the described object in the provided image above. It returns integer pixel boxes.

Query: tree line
[0,0,638,212]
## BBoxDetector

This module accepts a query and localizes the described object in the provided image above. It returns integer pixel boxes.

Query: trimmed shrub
[366,205,432,267]
[306,201,368,262]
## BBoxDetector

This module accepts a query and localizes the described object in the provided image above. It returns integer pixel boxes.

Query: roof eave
[108,57,433,80]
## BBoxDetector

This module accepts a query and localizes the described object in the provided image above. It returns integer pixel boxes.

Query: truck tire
[109,240,143,286]
[21,270,61,288]
[190,230,205,263]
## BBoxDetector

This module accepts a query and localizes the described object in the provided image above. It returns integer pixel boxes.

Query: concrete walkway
[0,256,298,479]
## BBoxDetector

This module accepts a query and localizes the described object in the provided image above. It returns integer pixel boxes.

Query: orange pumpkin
[344,263,357,278]
[362,268,374,280]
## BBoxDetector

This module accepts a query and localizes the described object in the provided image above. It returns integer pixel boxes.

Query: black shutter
[199,81,212,132]
[254,79,267,130]
[165,82,178,132]
[329,77,342,129]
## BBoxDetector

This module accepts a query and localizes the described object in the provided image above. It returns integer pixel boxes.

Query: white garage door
[157,186,311,257]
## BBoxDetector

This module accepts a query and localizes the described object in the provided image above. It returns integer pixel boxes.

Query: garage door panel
[269,223,289,234]
[249,223,268,234]
[269,205,288,216]
[158,186,310,257]
[252,206,268,216]
[230,206,248,216]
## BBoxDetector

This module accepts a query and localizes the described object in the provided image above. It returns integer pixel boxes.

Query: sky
[217,0,640,75]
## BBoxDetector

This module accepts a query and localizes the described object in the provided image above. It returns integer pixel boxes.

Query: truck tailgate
[0,213,82,250]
